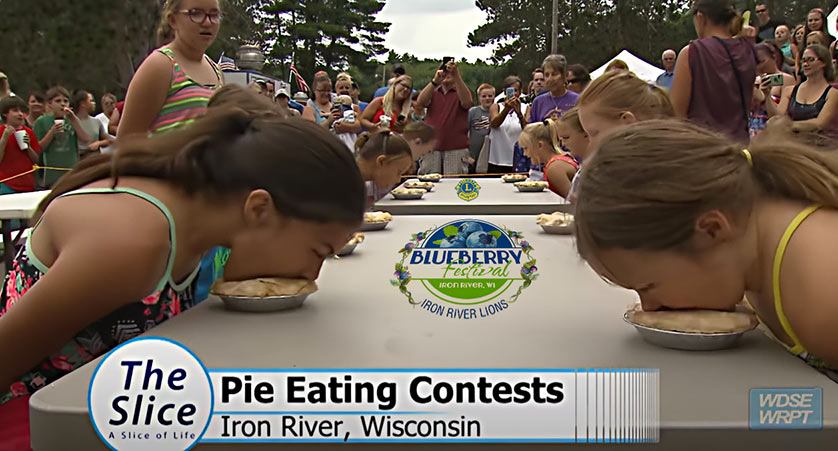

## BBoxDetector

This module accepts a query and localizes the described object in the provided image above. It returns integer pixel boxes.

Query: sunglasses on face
[178,9,223,24]
[756,9,767,13]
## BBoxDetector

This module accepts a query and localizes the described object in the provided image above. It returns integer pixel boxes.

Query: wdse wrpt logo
[391,219,538,319]
[88,337,213,451]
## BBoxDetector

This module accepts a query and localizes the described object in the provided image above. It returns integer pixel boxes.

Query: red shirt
[544,154,579,197]
[424,86,470,151]
[116,101,125,114]
[0,125,40,192]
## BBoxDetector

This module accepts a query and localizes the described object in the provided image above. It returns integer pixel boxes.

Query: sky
[376,0,495,62]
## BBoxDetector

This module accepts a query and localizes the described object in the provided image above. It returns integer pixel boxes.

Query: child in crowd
[570,70,674,201]
[0,96,40,194]
[468,83,494,171]
[71,91,112,159]
[577,70,674,150]
[0,110,366,443]
[518,120,578,198]
[574,119,838,380]
[33,86,91,188]
[355,129,415,208]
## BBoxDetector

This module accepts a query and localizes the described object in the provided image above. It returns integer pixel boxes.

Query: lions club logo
[391,219,538,319]
[455,179,481,202]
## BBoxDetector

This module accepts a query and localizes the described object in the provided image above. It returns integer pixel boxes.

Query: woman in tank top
[670,0,756,144]
[764,44,838,132]
[118,0,224,137]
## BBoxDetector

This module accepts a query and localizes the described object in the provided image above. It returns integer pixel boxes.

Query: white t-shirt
[95,112,115,154]
[488,103,528,167]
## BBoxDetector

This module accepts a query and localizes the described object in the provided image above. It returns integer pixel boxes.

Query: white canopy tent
[590,49,665,83]
[828,5,838,38]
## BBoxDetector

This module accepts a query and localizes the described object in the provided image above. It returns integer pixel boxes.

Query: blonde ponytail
[522,120,569,156]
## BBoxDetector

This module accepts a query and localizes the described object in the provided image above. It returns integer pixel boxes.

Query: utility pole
[551,0,558,54]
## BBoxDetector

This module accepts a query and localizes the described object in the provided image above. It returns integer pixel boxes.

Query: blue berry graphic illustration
[440,235,466,248]
[457,222,482,240]
[466,231,497,248]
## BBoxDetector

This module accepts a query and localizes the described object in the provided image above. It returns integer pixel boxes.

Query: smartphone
[506,87,516,98]
[440,57,454,72]
[766,73,784,87]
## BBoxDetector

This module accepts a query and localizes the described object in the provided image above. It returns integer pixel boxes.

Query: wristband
[431,80,439,87]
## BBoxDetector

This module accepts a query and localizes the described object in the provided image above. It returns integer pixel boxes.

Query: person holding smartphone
[415,58,474,175]
[467,83,494,172]
[489,75,528,174]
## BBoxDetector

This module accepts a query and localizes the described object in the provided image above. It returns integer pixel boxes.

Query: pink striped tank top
[150,48,223,134]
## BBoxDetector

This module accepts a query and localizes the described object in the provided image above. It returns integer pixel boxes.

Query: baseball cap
[293,92,309,102]
[275,88,290,98]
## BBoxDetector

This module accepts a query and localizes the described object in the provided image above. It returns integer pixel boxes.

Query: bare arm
[449,65,474,110]
[117,52,173,137]
[546,160,574,198]
[334,105,363,134]
[763,84,793,117]
[416,70,444,109]
[490,101,511,128]
[108,108,120,136]
[0,126,12,162]
[670,45,692,118]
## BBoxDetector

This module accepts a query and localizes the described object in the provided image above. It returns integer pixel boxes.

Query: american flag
[289,61,309,93]
[217,55,238,71]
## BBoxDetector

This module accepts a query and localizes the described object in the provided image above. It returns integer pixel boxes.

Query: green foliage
[261,0,390,86]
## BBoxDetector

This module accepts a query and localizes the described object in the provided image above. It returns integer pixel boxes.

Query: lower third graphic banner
[202,369,659,444]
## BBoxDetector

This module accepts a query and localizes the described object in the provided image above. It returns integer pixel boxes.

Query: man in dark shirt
[756,3,784,43]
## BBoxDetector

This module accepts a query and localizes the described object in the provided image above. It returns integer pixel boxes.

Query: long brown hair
[577,70,674,121]
[38,109,365,224]
[574,119,838,259]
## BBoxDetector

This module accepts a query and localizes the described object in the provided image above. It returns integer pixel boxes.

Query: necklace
[547,90,567,120]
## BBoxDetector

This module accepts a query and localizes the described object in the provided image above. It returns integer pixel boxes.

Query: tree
[0,0,261,101]
[261,0,390,86]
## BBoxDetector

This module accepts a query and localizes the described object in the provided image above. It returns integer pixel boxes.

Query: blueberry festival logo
[391,219,538,319]
[455,179,481,202]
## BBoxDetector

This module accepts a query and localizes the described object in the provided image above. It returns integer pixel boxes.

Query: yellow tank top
[771,205,821,356]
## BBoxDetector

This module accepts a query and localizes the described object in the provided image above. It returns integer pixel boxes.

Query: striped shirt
[150,48,223,134]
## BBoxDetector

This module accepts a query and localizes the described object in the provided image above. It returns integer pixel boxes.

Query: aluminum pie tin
[417,175,442,182]
[540,223,573,235]
[515,184,547,193]
[623,312,756,351]
[336,242,359,257]
[219,293,311,313]
[502,176,527,183]
[404,182,434,192]
[360,221,389,232]
[391,192,425,200]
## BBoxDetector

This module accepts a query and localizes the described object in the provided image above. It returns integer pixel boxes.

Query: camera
[439,57,454,72]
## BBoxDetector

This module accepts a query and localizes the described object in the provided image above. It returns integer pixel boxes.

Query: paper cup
[13,130,28,149]
[54,119,64,127]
